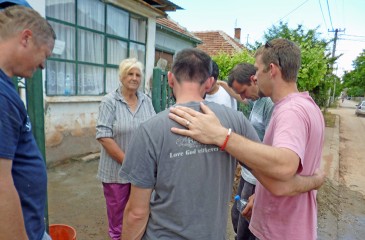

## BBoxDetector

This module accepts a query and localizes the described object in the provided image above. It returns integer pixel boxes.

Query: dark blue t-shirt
[0,69,47,240]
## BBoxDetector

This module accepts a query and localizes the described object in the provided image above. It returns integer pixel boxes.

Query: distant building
[193,28,246,56]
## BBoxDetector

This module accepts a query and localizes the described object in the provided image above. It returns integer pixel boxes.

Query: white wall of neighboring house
[27,0,161,164]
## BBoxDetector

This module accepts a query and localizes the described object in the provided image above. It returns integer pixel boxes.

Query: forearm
[0,159,28,239]
[122,203,149,240]
[216,130,299,181]
[253,168,325,196]
[217,80,244,103]
[98,138,125,163]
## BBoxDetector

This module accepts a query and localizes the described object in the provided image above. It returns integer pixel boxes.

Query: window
[46,0,147,96]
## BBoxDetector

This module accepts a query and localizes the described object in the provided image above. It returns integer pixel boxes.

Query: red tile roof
[156,17,201,42]
[192,31,246,56]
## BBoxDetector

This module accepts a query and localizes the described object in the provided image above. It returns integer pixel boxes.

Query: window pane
[106,5,128,38]
[130,15,146,43]
[77,0,104,32]
[46,60,75,95]
[78,64,104,95]
[49,21,75,60]
[78,29,104,64]
[107,38,127,65]
[106,68,120,93]
[129,42,146,66]
[46,0,75,23]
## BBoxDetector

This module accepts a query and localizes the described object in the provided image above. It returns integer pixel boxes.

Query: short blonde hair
[118,58,144,80]
[0,6,56,45]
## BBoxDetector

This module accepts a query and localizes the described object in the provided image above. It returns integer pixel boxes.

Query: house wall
[155,30,196,53]
[27,0,161,164]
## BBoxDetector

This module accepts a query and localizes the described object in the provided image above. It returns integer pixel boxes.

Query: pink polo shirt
[249,92,324,240]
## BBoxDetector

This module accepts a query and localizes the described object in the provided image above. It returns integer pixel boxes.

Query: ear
[204,77,214,92]
[167,71,174,88]
[20,29,33,47]
[250,75,257,85]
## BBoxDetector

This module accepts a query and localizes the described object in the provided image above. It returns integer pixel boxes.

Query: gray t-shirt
[120,101,259,240]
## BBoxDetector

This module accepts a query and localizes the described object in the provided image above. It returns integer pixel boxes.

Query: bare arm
[97,137,125,164]
[122,185,152,240]
[0,158,28,240]
[217,80,245,103]
[169,102,325,195]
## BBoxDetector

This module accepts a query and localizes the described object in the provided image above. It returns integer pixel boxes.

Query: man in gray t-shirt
[120,48,260,240]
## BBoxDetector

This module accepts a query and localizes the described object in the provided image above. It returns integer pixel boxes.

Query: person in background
[169,38,326,240]
[205,60,237,109]
[120,48,261,240]
[96,58,155,240]
[0,6,55,240]
[227,63,274,240]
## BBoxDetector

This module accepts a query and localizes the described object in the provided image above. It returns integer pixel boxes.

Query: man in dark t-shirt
[120,48,260,239]
[0,6,55,240]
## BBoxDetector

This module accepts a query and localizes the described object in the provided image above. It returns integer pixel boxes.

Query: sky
[168,0,365,77]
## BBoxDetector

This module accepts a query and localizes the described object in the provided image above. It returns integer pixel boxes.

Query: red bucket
[49,224,77,240]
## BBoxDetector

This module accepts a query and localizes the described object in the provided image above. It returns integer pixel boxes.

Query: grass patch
[322,111,336,128]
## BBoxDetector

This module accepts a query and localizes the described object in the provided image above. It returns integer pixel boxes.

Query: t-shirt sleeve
[119,125,156,189]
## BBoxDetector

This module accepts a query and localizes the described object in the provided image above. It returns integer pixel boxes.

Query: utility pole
[328,28,345,105]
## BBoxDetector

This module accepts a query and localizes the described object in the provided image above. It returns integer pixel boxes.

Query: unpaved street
[318,99,365,240]
[47,99,365,239]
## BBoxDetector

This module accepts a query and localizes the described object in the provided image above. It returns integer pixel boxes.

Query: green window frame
[45,0,147,96]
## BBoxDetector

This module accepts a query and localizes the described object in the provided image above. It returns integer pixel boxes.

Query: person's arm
[169,102,325,195]
[217,80,246,103]
[0,158,29,240]
[97,138,125,164]
[122,185,152,240]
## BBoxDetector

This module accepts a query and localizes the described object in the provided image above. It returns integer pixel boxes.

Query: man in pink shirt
[169,38,325,240]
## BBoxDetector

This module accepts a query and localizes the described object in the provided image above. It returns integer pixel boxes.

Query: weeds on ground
[322,111,336,128]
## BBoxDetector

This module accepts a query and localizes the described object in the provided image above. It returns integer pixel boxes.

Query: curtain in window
[78,64,103,95]
[77,0,104,32]
[106,68,120,93]
[46,61,75,95]
[46,0,75,24]
[106,5,128,38]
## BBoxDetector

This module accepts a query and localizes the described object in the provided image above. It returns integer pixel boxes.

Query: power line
[318,0,328,30]
[276,0,310,23]
[338,38,365,43]
[326,0,334,30]
[342,34,365,38]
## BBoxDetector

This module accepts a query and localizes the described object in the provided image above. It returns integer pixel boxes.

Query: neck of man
[174,81,206,104]
[271,80,299,103]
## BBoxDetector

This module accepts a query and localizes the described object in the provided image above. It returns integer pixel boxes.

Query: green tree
[342,50,365,97]
[212,50,254,80]
[263,22,336,107]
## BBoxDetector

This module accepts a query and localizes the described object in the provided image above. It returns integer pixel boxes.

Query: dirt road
[318,99,365,240]
[47,99,365,239]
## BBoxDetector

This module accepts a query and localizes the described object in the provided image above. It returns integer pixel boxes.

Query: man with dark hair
[227,63,274,240]
[0,5,55,240]
[205,60,237,109]
[169,38,326,240]
[120,48,261,239]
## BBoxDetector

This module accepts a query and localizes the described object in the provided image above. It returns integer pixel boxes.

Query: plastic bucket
[49,224,77,240]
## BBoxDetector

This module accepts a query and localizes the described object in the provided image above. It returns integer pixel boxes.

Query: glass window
[106,68,120,93]
[130,14,146,43]
[77,0,105,32]
[107,38,128,65]
[46,0,147,96]
[78,29,104,64]
[106,5,128,38]
[78,64,104,95]
[46,61,75,95]
[46,0,75,24]
[49,21,75,60]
